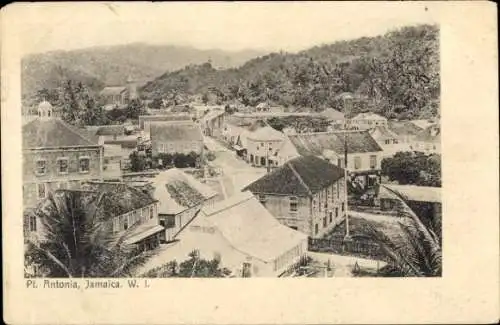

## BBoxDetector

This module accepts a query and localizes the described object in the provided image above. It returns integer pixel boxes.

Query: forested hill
[22,43,264,99]
[141,25,439,120]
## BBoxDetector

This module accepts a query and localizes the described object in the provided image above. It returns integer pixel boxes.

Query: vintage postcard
[2,1,498,324]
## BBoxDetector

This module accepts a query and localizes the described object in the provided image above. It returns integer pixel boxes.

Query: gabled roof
[95,125,126,136]
[379,184,441,203]
[369,126,399,140]
[247,126,285,142]
[243,155,345,196]
[321,108,345,121]
[287,130,382,156]
[152,168,217,215]
[100,86,128,96]
[150,122,203,142]
[200,191,307,262]
[415,124,441,143]
[23,118,100,149]
[82,182,158,219]
[352,112,387,121]
[387,120,423,136]
[410,119,435,130]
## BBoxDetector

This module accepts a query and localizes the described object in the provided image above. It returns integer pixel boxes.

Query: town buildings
[25,182,164,252]
[321,107,345,130]
[151,168,217,242]
[387,120,424,151]
[413,123,441,154]
[172,191,308,277]
[200,109,226,137]
[278,130,383,189]
[22,101,104,210]
[243,155,347,238]
[150,121,204,156]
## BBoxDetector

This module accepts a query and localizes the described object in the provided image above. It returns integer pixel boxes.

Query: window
[385,139,390,145]
[37,183,46,199]
[315,224,319,235]
[329,211,333,223]
[142,207,148,221]
[342,203,345,212]
[394,139,399,144]
[354,156,361,170]
[335,207,339,218]
[57,158,69,174]
[29,215,37,232]
[369,155,377,169]
[79,157,90,173]
[258,194,266,205]
[149,206,154,219]
[165,215,176,229]
[35,159,46,175]
[289,196,298,212]
[123,215,129,230]
[323,217,327,228]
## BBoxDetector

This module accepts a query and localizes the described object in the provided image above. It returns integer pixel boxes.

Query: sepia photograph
[2,1,498,324]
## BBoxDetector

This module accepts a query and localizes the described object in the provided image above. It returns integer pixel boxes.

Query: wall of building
[152,140,204,156]
[23,147,103,209]
[246,139,283,167]
[254,179,346,239]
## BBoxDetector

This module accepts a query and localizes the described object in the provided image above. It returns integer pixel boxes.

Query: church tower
[127,75,138,100]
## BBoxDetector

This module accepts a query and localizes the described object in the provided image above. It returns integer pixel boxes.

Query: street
[204,135,267,198]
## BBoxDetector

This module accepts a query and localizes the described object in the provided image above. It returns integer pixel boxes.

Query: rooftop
[387,120,423,136]
[200,191,307,262]
[150,122,203,142]
[100,86,128,96]
[369,126,399,140]
[23,118,100,149]
[243,155,345,196]
[152,168,217,215]
[287,130,383,156]
[352,112,387,121]
[247,125,285,142]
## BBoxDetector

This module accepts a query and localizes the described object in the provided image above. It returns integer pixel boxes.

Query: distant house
[246,126,285,168]
[150,121,204,156]
[100,76,139,107]
[139,114,192,134]
[26,182,163,252]
[350,112,388,130]
[368,126,401,157]
[321,107,345,129]
[278,130,383,189]
[151,168,217,242]
[22,101,104,210]
[387,120,424,151]
[414,124,441,154]
[376,184,442,237]
[173,191,308,277]
[243,156,347,238]
[410,119,435,130]
[200,109,226,137]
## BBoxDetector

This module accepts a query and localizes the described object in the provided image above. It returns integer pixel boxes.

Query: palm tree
[25,190,153,278]
[360,186,442,277]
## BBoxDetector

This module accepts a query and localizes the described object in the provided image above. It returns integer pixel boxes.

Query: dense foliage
[266,116,330,133]
[381,152,441,187]
[141,25,439,120]
[155,152,200,169]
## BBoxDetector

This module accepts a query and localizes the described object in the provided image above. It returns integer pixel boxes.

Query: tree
[129,151,147,172]
[360,186,441,277]
[126,98,145,120]
[148,97,163,110]
[25,191,152,278]
[381,152,441,187]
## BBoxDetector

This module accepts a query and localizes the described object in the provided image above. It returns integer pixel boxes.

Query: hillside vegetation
[22,43,264,99]
[141,25,439,120]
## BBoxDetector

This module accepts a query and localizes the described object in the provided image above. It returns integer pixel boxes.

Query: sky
[14,2,438,55]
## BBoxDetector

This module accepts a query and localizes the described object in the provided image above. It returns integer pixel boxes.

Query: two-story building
[151,168,217,242]
[100,76,138,108]
[243,155,347,238]
[350,112,388,131]
[22,101,104,211]
[387,120,424,151]
[155,191,308,277]
[246,126,285,168]
[414,124,441,154]
[278,131,383,189]
[150,121,204,156]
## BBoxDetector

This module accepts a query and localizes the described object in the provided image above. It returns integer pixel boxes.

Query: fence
[308,237,388,262]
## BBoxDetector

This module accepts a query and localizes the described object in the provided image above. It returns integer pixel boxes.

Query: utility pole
[343,94,352,240]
